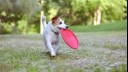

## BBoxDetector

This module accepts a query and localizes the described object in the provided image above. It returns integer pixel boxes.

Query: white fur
[42,15,68,56]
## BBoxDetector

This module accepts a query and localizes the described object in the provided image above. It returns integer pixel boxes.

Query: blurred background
[0,0,127,34]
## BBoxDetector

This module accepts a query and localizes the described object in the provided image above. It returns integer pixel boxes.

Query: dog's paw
[51,52,56,57]
[51,54,56,57]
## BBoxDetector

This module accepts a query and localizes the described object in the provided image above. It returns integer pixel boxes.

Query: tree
[0,0,41,34]
[93,6,101,25]
[41,0,127,25]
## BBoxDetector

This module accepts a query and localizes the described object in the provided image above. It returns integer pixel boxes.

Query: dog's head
[51,16,68,29]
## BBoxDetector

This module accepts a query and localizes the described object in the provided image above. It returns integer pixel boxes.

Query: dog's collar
[51,30,59,34]
[50,26,59,35]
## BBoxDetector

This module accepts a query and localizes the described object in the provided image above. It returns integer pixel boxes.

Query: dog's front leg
[54,42,60,53]
[46,42,56,56]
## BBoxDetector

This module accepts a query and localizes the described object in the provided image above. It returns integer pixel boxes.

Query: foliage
[0,0,127,34]
[42,0,127,25]
[0,0,40,22]
[0,0,41,34]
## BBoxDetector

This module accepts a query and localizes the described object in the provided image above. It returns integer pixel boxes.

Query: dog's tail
[42,15,47,29]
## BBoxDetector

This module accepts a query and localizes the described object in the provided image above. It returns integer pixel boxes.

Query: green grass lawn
[0,20,127,72]
[0,31,127,72]
[70,20,127,32]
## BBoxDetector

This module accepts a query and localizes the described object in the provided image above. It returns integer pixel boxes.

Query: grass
[70,20,127,32]
[0,31,127,72]
[0,20,127,72]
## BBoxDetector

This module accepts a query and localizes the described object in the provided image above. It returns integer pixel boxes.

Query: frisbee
[60,29,79,49]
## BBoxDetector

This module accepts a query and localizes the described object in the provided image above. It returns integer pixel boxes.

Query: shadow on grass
[42,51,75,60]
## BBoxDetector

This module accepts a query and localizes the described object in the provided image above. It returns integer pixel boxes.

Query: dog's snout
[66,26,68,28]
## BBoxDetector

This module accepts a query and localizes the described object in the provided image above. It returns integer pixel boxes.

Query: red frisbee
[60,29,79,49]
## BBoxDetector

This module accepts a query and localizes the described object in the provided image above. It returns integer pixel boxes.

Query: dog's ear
[59,15,64,18]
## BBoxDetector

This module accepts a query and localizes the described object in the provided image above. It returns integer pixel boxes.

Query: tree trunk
[26,21,29,33]
[40,0,44,34]
[93,6,101,25]
[0,21,4,34]
[11,22,18,34]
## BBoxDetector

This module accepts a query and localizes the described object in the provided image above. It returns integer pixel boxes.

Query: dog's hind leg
[54,42,60,53]
[44,42,49,53]
[43,37,50,53]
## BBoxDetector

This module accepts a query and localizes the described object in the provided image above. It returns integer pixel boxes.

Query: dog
[42,15,68,56]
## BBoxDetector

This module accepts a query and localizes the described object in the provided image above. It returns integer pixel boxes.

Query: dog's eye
[59,22,62,24]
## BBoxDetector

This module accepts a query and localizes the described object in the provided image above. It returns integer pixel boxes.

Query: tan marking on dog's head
[51,16,59,26]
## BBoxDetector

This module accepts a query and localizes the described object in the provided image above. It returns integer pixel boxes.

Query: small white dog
[42,15,68,56]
